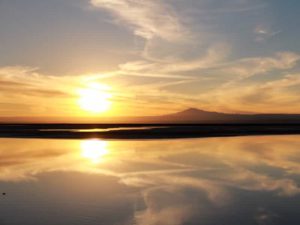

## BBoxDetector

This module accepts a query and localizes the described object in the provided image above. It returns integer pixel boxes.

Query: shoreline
[0,124,300,140]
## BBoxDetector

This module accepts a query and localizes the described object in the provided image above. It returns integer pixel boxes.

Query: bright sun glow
[78,83,112,113]
[80,139,109,163]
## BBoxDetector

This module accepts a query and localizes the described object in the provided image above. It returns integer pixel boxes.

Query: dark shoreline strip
[0,125,300,140]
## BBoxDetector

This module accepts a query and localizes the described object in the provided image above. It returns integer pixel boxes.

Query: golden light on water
[80,139,109,163]
[78,83,112,113]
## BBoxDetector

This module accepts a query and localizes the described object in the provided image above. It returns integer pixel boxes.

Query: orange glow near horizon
[77,83,112,114]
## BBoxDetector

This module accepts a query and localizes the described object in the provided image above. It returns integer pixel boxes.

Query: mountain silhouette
[1,108,300,124]
[129,108,300,124]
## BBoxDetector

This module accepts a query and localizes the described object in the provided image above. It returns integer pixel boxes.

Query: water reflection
[0,136,300,225]
[80,139,109,163]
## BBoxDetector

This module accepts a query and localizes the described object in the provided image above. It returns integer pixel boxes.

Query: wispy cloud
[90,0,187,42]
[194,72,300,113]
[218,52,300,79]
[254,24,282,42]
[87,0,300,115]
[0,66,84,117]
[106,50,300,114]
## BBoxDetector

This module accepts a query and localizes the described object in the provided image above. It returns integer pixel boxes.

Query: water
[0,135,300,225]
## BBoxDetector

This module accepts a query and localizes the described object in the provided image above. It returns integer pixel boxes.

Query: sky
[0,0,300,121]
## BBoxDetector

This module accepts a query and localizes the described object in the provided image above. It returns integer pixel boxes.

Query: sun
[77,83,112,113]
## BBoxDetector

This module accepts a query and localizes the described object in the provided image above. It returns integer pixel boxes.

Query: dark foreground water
[0,135,300,225]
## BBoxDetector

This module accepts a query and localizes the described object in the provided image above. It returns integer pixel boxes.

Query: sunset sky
[0,0,300,121]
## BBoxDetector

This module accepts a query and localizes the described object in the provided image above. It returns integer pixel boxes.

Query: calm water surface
[0,135,300,225]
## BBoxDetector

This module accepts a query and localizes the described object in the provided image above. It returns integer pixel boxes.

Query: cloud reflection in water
[0,136,300,225]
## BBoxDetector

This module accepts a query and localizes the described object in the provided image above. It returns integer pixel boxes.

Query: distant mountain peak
[168,108,220,118]
[176,108,215,115]
[155,107,300,124]
[181,108,205,113]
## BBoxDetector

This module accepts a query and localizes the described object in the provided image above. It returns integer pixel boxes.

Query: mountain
[128,108,300,124]
[1,108,300,124]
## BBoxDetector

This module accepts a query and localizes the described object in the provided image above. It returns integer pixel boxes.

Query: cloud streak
[90,0,187,42]
[217,52,300,80]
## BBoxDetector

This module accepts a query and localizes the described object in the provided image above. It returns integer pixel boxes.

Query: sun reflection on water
[80,139,109,163]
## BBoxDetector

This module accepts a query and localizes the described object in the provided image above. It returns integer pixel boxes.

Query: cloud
[254,24,282,42]
[117,49,298,86]
[195,0,267,14]
[239,74,299,111]
[218,52,300,79]
[87,0,300,116]
[118,49,299,86]
[263,74,300,89]
[0,66,86,117]
[193,74,300,114]
[161,43,230,73]
[235,73,300,106]
[117,43,230,80]
[89,0,199,65]
[0,53,299,116]
[108,50,300,114]
[90,0,187,42]
[255,208,279,225]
